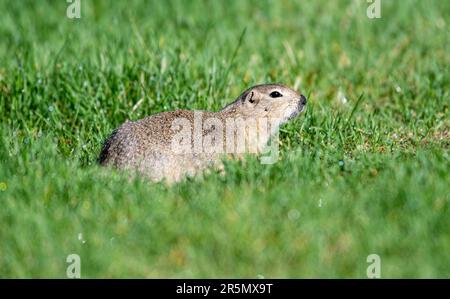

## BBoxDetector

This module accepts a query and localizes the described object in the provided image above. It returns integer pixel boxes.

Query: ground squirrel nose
[300,94,307,106]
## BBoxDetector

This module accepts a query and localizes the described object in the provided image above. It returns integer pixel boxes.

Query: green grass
[0,0,449,278]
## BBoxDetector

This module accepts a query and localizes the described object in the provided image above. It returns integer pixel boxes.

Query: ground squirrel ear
[248,92,255,103]
[242,91,258,105]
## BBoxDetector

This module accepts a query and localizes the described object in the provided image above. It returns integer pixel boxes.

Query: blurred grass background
[0,0,449,277]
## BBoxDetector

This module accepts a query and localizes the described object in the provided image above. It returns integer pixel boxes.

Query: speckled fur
[99,84,307,182]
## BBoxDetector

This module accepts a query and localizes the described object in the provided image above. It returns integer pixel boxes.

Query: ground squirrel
[99,83,307,182]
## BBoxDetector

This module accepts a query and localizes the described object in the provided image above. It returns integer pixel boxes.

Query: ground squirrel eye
[269,91,282,98]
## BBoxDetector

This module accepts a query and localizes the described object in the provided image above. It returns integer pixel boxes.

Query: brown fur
[99,83,307,182]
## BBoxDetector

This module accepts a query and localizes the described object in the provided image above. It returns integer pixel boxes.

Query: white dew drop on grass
[288,209,300,221]
[337,88,348,105]
[78,233,86,244]
[436,18,445,29]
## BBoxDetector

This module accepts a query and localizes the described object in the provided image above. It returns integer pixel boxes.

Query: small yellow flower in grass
[0,182,7,191]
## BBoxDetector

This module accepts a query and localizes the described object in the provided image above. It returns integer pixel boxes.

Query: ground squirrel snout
[99,83,307,182]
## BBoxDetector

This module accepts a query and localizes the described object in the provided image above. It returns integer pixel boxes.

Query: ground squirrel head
[222,83,307,123]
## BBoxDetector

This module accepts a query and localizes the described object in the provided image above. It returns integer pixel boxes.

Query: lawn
[0,0,449,278]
